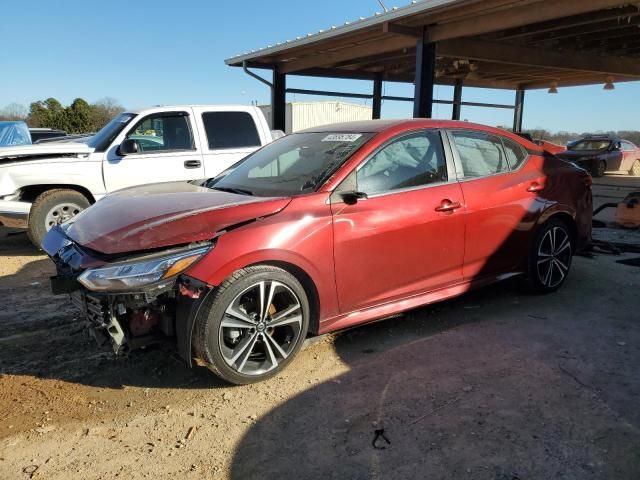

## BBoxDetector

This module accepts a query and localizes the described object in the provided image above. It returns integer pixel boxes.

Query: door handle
[435,199,462,213]
[527,182,544,193]
[184,160,202,169]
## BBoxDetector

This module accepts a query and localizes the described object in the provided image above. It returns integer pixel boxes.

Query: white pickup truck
[0,105,278,246]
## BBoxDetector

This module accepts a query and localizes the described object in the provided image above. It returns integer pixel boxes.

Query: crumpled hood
[0,142,94,165]
[66,182,292,254]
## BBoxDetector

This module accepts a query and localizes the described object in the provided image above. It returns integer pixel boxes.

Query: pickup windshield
[208,132,373,197]
[569,140,611,151]
[85,113,136,152]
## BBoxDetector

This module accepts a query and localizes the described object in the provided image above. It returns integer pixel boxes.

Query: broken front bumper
[51,274,211,363]
[44,226,212,364]
[0,199,31,229]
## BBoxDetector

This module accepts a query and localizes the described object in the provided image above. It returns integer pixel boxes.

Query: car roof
[125,104,258,115]
[581,135,615,141]
[298,119,539,149]
[300,119,507,133]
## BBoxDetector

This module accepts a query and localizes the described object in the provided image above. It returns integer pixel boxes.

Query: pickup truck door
[192,107,270,178]
[103,109,205,192]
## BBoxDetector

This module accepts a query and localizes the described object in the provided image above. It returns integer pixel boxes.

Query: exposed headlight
[78,246,211,292]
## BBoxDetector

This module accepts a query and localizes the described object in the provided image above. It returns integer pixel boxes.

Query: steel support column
[272,66,287,132]
[413,39,436,118]
[513,89,525,132]
[372,74,383,119]
[452,79,463,120]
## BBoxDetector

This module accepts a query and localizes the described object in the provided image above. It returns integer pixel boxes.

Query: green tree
[67,98,92,133]
[25,97,125,133]
[28,97,68,130]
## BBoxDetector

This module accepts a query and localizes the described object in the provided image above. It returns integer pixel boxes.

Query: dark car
[43,119,593,385]
[556,135,640,177]
[29,128,68,143]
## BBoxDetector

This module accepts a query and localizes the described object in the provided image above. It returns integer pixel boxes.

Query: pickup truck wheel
[193,266,310,385]
[630,160,640,176]
[27,189,90,248]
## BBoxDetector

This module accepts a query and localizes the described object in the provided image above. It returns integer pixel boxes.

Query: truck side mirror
[118,138,139,156]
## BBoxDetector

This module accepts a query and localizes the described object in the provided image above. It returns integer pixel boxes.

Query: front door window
[125,113,193,153]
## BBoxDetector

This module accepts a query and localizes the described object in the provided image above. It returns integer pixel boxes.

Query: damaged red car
[43,120,592,384]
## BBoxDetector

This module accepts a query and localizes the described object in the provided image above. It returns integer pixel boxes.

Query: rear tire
[630,160,640,176]
[524,218,573,294]
[193,265,310,385]
[591,159,606,178]
[27,189,90,248]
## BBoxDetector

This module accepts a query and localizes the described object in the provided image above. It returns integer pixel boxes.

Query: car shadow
[228,258,640,480]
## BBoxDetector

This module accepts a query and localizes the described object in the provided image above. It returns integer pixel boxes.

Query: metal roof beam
[490,4,640,40]
[426,0,632,42]
[279,34,417,74]
[438,37,640,77]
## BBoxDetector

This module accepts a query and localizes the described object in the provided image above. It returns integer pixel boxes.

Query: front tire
[193,265,310,385]
[27,189,90,248]
[629,159,640,176]
[524,219,573,294]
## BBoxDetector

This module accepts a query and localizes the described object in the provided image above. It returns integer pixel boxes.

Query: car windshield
[208,132,373,197]
[84,113,136,152]
[569,140,611,151]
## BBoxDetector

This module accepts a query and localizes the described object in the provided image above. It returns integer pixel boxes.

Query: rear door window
[502,137,528,170]
[202,112,261,150]
[450,130,510,178]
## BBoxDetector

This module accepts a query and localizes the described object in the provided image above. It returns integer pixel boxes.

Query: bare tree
[90,97,125,130]
[0,103,28,121]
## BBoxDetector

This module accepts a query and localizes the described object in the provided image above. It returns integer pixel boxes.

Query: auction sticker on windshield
[322,134,363,142]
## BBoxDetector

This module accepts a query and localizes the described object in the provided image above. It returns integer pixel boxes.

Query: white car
[0,105,279,246]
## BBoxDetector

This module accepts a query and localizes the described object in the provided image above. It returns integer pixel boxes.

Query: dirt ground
[1,177,639,480]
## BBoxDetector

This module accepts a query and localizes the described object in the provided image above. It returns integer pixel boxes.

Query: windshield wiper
[212,186,254,196]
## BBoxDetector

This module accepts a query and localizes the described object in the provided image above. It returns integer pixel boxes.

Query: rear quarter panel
[538,153,592,251]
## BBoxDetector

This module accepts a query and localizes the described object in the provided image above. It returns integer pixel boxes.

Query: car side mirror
[611,142,621,151]
[340,190,368,205]
[118,138,139,156]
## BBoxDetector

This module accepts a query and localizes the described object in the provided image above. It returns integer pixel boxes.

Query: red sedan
[43,120,592,384]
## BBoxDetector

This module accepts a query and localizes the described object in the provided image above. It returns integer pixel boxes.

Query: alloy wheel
[45,202,83,230]
[219,280,303,376]
[536,226,572,289]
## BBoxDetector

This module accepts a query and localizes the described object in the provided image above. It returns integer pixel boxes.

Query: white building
[259,101,373,134]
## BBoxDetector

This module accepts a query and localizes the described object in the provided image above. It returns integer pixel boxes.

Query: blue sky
[1,0,638,132]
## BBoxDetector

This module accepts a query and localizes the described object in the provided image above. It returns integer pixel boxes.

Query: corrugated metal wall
[259,102,372,134]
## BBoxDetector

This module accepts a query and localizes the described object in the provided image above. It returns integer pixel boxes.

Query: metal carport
[226,0,640,132]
